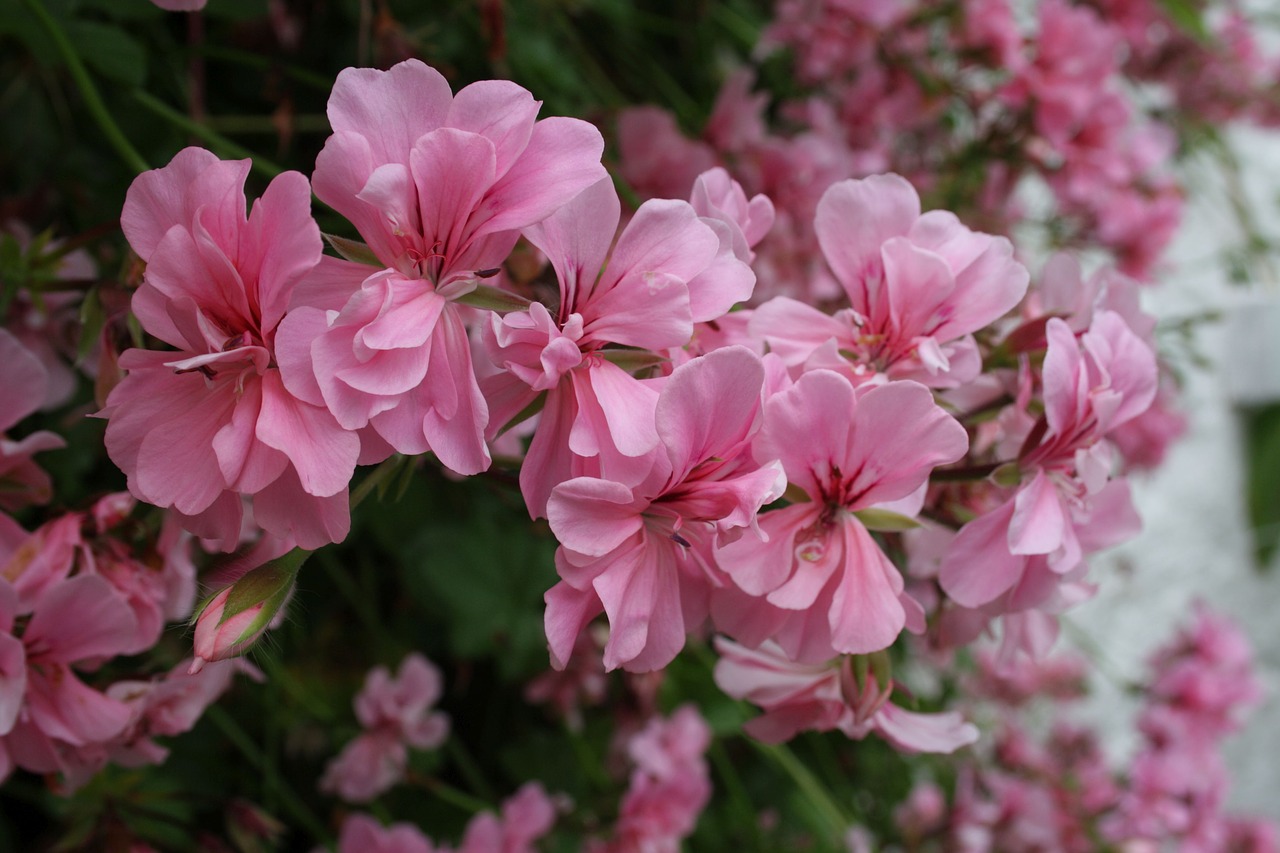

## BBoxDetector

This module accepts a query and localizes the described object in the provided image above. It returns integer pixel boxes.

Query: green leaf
[65,20,146,87]
[453,283,533,314]
[323,232,383,267]
[852,508,921,532]
[1157,0,1211,41]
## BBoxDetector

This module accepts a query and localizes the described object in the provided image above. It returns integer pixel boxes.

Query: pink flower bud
[189,549,306,673]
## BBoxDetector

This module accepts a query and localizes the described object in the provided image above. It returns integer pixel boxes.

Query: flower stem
[20,0,149,174]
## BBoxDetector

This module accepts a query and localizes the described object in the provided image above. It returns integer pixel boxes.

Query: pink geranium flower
[481,177,729,517]
[752,174,1028,388]
[277,59,606,476]
[320,653,449,802]
[714,638,978,752]
[544,346,785,672]
[103,148,357,549]
[940,311,1156,609]
[716,369,967,661]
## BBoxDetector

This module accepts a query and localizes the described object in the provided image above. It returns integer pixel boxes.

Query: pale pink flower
[716,370,967,660]
[453,782,560,853]
[589,705,712,853]
[320,653,449,802]
[752,174,1028,388]
[104,147,356,549]
[713,638,979,752]
[544,347,785,672]
[335,814,436,853]
[278,59,606,476]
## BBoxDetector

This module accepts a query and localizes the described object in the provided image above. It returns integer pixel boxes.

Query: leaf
[453,283,533,314]
[65,20,146,87]
[852,508,921,532]
[1157,0,1211,41]
[323,232,382,267]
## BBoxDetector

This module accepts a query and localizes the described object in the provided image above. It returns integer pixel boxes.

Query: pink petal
[256,371,360,497]
[656,346,764,482]
[25,574,139,663]
[843,380,969,508]
[544,581,603,671]
[0,330,47,432]
[326,60,451,165]
[594,540,686,671]
[873,703,978,754]
[1008,469,1067,555]
[826,520,906,654]
[472,116,606,238]
[547,478,644,557]
[938,500,1026,607]
[446,79,540,176]
[121,148,248,261]
[815,175,920,309]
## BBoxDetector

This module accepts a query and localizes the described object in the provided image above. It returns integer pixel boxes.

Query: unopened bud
[189,548,307,673]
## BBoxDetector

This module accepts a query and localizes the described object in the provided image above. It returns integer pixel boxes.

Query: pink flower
[454,782,560,853]
[0,329,64,511]
[481,177,727,517]
[336,814,436,853]
[714,638,978,751]
[278,59,606,476]
[104,148,357,549]
[320,653,449,802]
[544,347,785,672]
[940,312,1156,609]
[716,370,967,660]
[752,174,1028,387]
[589,705,712,852]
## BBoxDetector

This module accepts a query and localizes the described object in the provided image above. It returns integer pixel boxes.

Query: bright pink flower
[544,346,785,672]
[752,174,1028,387]
[279,59,606,475]
[482,177,727,517]
[104,147,356,548]
[717,370,967,659]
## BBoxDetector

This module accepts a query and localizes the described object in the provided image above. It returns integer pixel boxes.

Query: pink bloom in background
[321,653,449,802]
[716,370,967,662]
[103,148,357,549]
[335,814,435,853]
[588,704,712,853]
[752,174,1028,388]
[278,58,606,476]
[544,346,785,673]
[334,783,560,853]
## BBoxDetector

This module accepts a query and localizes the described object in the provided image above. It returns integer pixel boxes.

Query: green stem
[21,0,149,173]
[750,741,850,843]
[410,773,493,815]
[709,740,766,850]
[446,737,497,801]
[131,89,285,178]
[205,705,334,848]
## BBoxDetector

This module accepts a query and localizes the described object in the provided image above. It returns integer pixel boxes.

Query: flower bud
[189,548,307,673]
